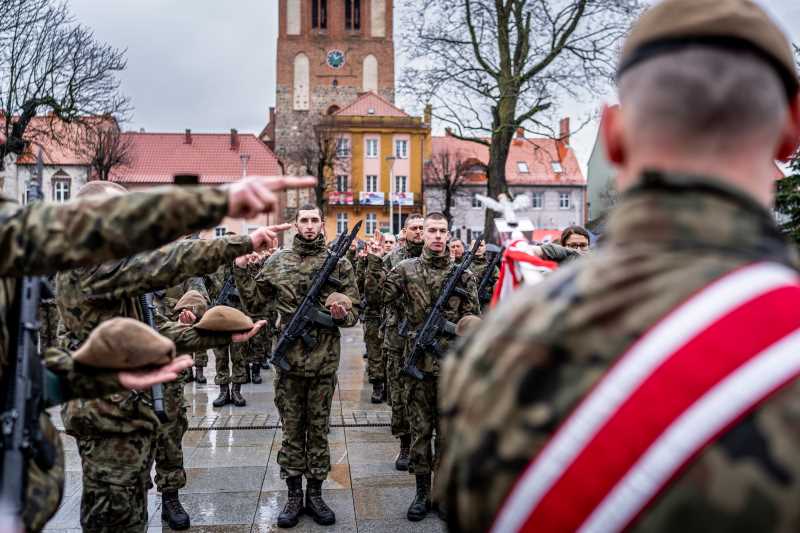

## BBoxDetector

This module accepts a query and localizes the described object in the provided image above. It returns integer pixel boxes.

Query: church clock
[326,50,345,69]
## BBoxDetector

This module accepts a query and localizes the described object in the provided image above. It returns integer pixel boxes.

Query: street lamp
[386,155,396,234]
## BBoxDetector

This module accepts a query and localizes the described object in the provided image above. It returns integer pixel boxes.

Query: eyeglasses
[565,242,589,250]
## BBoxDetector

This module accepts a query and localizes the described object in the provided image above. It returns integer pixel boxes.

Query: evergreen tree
[775,150,800,245]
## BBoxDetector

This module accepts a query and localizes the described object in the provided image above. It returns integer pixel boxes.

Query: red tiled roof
[6,115,111,166]
[110,132,282,184]
[335,92,409,118]
[427,133,585,186]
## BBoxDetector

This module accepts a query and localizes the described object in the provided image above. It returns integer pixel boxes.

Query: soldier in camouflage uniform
[361,237,385,403]
[235,205,359,528]
[364,214,425,471]
[382,212,479,521]
[468,240,499,313]
[449,238,465,264]
[0,175,301,531]
[437,2,800,531]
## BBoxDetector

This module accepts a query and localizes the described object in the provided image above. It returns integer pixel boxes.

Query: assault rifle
[270,221,363,372]
[402,239,480,381]
[477,244,503,305]
[0,150,56,520]
[214,274,239,307]
[138,293,168,423]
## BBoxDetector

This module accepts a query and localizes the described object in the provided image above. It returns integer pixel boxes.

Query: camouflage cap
[72,317,176,369]
[455,315,482,337]
[174,289,208,316]
[619,0,799,98]
[324,292,353,310]
[195,305,254,332]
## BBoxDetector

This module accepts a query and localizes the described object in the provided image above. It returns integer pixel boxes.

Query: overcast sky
[69,0,800,172]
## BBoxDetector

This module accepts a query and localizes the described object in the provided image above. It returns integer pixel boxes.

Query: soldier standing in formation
[449,238,465,264]
[0,173,310,531]
[382,212,479,521]
[235,205,359,528]
[364,214,425,471]
[438,0,800,531]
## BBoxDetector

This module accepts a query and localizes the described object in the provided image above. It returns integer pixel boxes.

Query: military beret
[194,305,254,332]
[455,315,482,337]
[72,317,176,369]
[324,292,353,310]
[174,290,208,316]
[619,0,799,98]
[76,181,128,198]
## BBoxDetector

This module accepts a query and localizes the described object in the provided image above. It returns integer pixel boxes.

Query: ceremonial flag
[491,240,558,307]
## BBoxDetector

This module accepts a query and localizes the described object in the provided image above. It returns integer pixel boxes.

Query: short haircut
[560,225,590,246]
[449,238,464,246]
[405,213,424,227]
[618,47,787,153]
[424,212,447,222]
[295,204,323,221]
[76,181,127,199]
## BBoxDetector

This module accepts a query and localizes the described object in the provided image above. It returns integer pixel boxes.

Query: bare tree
[294,123,350,213]
[399,0,641,239]
[424,147,477,225]
[0,0,129,169]
[77,119,133,181]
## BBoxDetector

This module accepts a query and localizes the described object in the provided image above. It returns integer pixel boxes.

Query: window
[531,191,544,209]
[52,178,70,203]
[366,138,379,158]
[517,161,529,173]
[365,174,378,192]
[293,53,310,110]
[394,175,407,193]
[286,0,301,34]
[551,161,563,173]
[365,213,377,235]
[559,192,571,209]
[345,0,361,30]
[471,192,482,208]
[336,138,350,157]
[395,139,408,159]
[312,0,327,29]
[363,55,378,92]
[371,0,386,37]
[336,175,349,193]
[215,227,227,237]
[247,226,260,234]
[336,212,348,235]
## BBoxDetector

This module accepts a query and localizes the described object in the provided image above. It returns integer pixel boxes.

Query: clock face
[326,50,345,69]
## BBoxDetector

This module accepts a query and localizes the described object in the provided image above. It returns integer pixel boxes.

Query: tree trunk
[483,125,514,243]
[443,185,453,227]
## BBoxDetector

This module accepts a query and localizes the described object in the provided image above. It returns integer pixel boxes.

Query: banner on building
[391,192,414,206]
[360,191,385,206]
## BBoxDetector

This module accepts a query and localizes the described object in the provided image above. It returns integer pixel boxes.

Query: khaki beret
[324,292,353,310]
[194,305,254,332]
[76,180,128,199]
[174,290,208,315]
[73,317,176,369]
[619,0,798,97]
[455,315,482,337]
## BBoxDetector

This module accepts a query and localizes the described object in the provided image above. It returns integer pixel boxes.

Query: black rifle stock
[477,244,503,305]
[402,239,481,381]
[1,150,56,519]
[270,221,363,372]
[214,274,239,307]
[138,293,168,423]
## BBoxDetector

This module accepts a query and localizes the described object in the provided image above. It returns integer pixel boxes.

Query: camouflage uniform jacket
[383,246,480,375]
[234,234,359,377]
[364,241,424,329]
[470,254,499,303]
[57,236,252,436]
[437,171,800,533]
[540,242,580,263]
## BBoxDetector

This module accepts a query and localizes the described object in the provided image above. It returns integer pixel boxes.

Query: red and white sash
[492,262,800,533]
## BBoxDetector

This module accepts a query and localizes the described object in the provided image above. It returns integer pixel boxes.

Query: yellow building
[317,92,431,240]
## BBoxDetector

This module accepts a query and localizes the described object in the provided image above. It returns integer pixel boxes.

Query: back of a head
[77,181,128,199]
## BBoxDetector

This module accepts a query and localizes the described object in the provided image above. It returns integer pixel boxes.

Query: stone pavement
[43,326,447,532]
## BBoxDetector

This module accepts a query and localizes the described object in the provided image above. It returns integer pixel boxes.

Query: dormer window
[551,161,563,173]
[517,161,529,173]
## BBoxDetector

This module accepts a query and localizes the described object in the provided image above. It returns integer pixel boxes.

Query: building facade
[318,92,429,239]
[425,121,586,243]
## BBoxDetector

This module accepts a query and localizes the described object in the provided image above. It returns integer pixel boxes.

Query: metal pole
[387,155,396,234]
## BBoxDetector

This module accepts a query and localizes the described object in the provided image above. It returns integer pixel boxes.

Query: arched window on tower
[371,0,385,37]
[363,54,378,93]
[312,0,327,30]
[345,0,361,31]
[294,53,310,110]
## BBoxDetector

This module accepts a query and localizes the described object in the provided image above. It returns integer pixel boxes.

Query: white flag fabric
[491,240,559,307]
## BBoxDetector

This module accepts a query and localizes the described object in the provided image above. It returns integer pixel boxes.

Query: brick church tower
[274,0,395,170]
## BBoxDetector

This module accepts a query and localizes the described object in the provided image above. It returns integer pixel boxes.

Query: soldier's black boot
[407,473,431,521]
[231,383,247,407]
[195,366,207,384]
[395,435,411,471]
[370,381,385,404]
[161,489,190,530]
[186,366,194,383]
[212,384,230,407]
[305,479,336,525]
[251,363,263,384]
[277,476,304,528]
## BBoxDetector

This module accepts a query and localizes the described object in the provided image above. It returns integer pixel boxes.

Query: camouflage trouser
[23,415,66,532]
[154,380,188,492]
[193,350,208,367]
[364,316,384,383]
[77,431,155,533]
[241,327,268,365]
[275,371,336,481]
[384,326,409,437]
[404,376,442,476]
[214,342,247,385]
